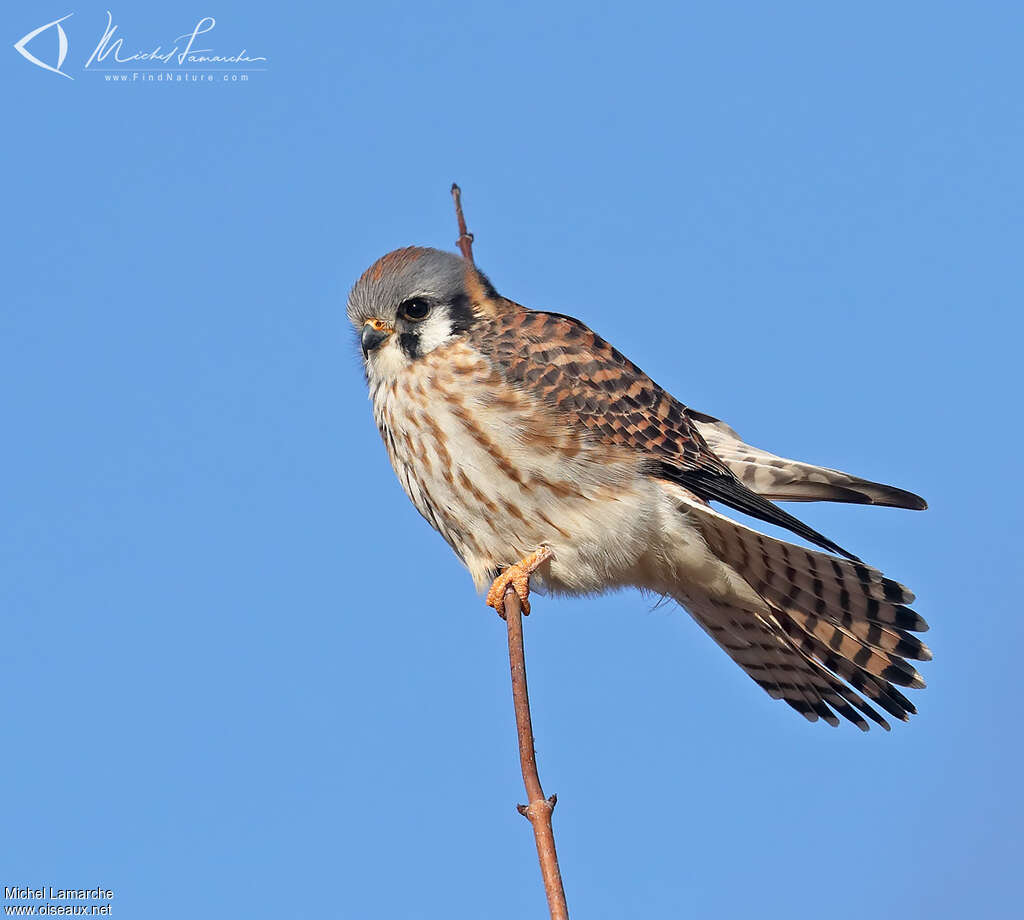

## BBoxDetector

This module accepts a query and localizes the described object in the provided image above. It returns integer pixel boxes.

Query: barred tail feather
[673,496,929,730]
[683,595,890,731]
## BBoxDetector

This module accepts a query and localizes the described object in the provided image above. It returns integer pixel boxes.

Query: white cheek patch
[412,313,455,356]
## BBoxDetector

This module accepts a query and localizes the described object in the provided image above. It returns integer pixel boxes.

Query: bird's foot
[486,547,554,619]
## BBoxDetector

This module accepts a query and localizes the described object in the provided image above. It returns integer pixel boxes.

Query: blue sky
[2,2,1021,917]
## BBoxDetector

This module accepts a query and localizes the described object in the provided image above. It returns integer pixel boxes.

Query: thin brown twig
[504,586,569,920]
[450,183,476,263]
[449,183,569,919]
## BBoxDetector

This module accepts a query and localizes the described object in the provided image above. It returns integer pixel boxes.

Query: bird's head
[347,246,499,383]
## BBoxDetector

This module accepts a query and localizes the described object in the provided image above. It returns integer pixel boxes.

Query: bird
[347,246,930,731]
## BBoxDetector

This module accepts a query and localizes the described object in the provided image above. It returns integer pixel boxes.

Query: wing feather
[689,410,927,510]
[474,309,859,558]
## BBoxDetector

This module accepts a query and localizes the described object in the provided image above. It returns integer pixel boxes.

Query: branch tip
[449,181,476,264]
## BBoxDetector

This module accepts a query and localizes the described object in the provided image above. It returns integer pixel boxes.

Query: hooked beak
[361,319,393,356]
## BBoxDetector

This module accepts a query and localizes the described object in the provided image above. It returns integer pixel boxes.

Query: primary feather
[689,410,927,510]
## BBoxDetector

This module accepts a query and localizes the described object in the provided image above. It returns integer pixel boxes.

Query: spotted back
[472,309,723,473]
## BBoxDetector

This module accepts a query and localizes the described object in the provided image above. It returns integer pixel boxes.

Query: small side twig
[450,182,569,919]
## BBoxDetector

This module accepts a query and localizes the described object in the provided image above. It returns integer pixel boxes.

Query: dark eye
[399,298,431,322]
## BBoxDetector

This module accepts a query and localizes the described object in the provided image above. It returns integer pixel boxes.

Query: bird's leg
[486,547,554,619]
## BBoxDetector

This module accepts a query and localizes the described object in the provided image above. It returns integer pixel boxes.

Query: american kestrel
[348,247,929,730]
